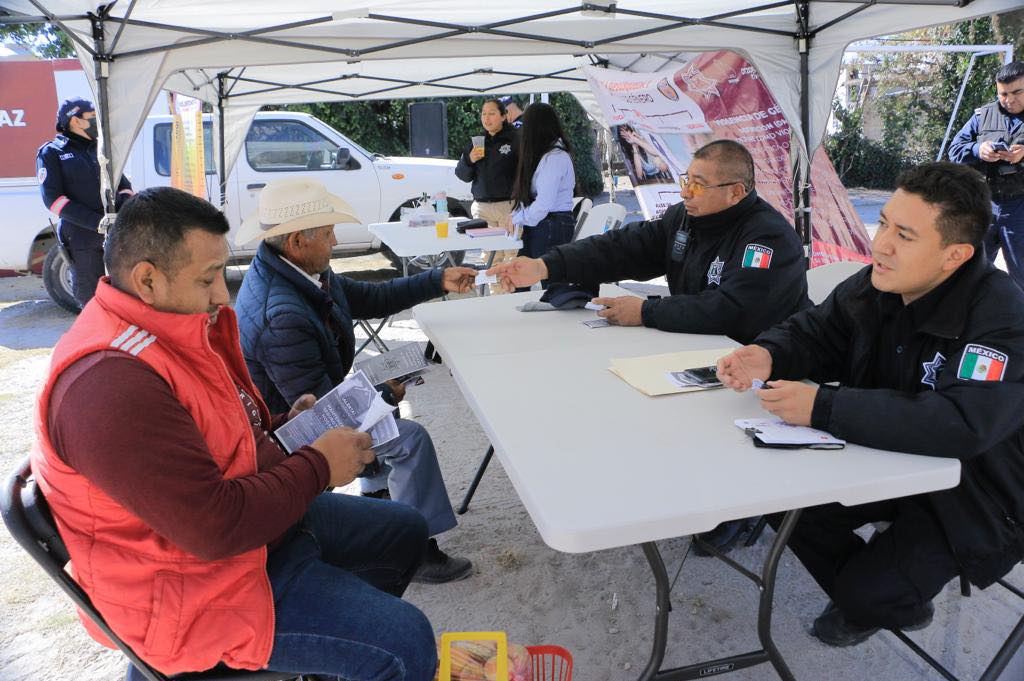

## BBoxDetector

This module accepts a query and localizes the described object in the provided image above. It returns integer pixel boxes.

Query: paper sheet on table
[608,348,734,396]
[734,418,846,447]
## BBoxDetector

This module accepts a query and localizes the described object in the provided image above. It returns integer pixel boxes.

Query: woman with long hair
[505,103,576,282]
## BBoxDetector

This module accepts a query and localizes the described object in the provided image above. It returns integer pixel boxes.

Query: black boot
[692,518,755,556]
[411,538,472,584]
[812,600,934,647]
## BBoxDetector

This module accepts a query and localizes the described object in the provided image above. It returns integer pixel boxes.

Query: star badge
[921,351,946,390]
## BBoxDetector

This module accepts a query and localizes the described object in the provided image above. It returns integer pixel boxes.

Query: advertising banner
[584,52,871,267]
[169,93,207,198]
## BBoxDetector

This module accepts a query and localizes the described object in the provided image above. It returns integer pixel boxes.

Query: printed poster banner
[169,93,206,199]
[584,53,871,267]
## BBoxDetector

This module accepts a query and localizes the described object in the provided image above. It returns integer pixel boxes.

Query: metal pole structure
[796,1,812,261]
[89,6,117,233]
[217,73,228,208]
[936,51,981,161]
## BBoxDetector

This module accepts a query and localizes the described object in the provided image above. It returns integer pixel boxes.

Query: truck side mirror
[333,147,360,170]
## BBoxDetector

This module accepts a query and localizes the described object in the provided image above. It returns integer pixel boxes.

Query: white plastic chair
[573,202,627,241]
[805,260,867,304]
[570,197,593,241]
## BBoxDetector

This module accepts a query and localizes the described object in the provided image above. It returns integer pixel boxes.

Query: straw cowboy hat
[236,177,360,246]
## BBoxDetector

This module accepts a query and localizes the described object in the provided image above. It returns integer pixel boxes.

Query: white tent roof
[1,0,1018,213]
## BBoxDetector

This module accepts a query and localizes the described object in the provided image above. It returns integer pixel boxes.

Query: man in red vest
[30,186,438,679]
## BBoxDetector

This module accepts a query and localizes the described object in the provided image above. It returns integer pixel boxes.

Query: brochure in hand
[353,343,429,386]
[275,370,400,453]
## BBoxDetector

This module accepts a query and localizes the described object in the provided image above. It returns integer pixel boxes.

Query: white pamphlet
[275,370,400,453]
[734,418,845,448]
[353,343,428,385]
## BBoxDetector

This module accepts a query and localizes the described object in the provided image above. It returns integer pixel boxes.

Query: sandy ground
[2,201,1024,681]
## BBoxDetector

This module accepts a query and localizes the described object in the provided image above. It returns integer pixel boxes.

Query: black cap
[56,97,94,132]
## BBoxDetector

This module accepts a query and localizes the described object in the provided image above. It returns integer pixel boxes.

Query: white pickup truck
[2,111,472,311]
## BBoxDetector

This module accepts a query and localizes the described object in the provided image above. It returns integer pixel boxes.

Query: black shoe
[692,518,754,556]
[811,601,934,647]
[362,488,391,500]
[411,539,473,584]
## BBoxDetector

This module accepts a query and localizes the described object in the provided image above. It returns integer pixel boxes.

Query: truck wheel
[42,244,82,313]
[383,199,468,275]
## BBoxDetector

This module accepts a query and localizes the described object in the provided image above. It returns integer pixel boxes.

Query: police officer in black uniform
[490,139,810,343]
[491,139,811,552]
[949,61,1024,288]
[36,98,134,308]
[718,162,1024,647]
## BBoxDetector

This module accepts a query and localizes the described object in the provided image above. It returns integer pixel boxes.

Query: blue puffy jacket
[235,242,443,413]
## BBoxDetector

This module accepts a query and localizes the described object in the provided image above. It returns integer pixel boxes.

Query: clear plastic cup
[435,213,449,238]
[471,135,485,156]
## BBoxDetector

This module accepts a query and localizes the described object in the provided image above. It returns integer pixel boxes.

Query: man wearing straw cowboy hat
[235,177,477,584]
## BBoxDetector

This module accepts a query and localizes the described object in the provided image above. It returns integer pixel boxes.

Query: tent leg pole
[90,8,117,227]
[797,1,812,267]
[217,74,228,209]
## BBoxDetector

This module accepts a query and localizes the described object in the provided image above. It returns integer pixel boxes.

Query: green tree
[0,22,73,58]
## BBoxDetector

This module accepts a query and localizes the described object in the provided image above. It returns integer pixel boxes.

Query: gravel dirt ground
[2,196,1023,680]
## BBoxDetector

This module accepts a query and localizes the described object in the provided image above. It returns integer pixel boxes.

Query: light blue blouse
[511,147,575,227]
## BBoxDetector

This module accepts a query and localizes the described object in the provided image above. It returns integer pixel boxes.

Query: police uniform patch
[499,143,511,155]
[707,257,724,286]
[37,166,47,183]
[957,344,1008,382]
[742,243,773,269]
[921,351,945,390]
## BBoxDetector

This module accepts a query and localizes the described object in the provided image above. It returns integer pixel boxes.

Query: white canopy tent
[1,0,1018,245]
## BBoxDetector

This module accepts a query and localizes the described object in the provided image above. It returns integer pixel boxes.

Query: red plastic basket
[526,645,573,681]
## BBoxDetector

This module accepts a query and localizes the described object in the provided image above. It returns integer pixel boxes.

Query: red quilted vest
[31,278,275,674]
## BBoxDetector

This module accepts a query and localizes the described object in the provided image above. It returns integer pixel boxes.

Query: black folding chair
[1,456,299,681]
[888,571,1024,681]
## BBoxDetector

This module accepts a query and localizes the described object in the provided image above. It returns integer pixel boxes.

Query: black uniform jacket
[540,191,811,344]
[756,255,1024,587]
[454,123,519,202]
[37,133,132,248]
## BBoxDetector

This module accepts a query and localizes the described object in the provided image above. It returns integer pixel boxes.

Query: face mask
[78,117,98,141]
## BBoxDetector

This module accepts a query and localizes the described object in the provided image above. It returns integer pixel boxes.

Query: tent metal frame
[1,0,978,247]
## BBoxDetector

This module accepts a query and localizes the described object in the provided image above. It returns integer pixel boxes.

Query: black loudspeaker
[409,101,448,158]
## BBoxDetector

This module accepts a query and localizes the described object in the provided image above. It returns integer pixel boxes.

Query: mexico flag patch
[742,243,773,269]
[957,344,1008,382]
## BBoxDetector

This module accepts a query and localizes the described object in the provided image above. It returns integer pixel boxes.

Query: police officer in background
[949,61,1024,289]
[36,98,134,309]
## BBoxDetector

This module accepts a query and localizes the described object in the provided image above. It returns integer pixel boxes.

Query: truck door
[235,118,379,249]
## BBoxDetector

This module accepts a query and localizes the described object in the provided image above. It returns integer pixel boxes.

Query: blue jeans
[358,418,458,537]
[518,211,575,289]
[984,196,1024,290]
[128,494,435,681]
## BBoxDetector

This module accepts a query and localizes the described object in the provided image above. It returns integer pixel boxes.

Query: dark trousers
[984,196,1024,291]
[128,493,434,681]
[769,495,959,628]
[60,223,105,306]
[518,211,575,290]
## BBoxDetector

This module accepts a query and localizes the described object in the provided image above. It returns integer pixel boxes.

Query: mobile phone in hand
[991,141,1009,152]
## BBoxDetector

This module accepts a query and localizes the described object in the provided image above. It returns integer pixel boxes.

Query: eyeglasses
[679,174,742,196]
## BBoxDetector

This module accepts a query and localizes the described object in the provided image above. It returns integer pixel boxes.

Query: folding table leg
[457,445,494,515]
[757,509,801,681]
[633,509,802,681]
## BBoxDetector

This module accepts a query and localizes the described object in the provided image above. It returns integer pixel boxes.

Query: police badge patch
[499,144,511,155]
[920,351,945,390]
[707,257,724,286]
[37,166,47,183]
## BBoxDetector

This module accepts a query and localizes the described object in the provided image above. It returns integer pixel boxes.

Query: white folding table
[413,286,962,681]
[368,220,522,278]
